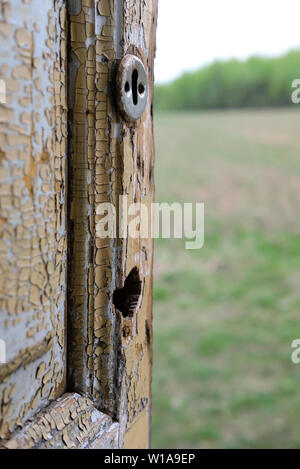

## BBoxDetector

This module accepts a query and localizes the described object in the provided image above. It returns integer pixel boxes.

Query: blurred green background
[152,106,300,448]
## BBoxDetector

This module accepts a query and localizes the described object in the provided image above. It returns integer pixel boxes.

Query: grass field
[152,109,300,449]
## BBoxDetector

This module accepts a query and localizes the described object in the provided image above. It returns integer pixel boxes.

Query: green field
[152,109,300,449]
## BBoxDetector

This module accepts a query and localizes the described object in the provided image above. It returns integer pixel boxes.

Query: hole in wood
[113,267,142,318]
[138,83,145,95]
[132,69,138,105]
[125,81,130,93]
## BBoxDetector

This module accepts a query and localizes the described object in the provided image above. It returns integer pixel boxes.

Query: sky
[155,0,300,84]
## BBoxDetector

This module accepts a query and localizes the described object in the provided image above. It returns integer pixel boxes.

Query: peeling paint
[0,393,119,449]
[0,0,68,438]
[67,0,157,448]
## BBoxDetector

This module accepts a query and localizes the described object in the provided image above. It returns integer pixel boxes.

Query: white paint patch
[86,37,95,48]
[0,339,6,364]
[91,410,98,423]
[113,0,123,59]
[88,6,95,24]
[0,79,6,103]
[114,123,121,139]
[139,23,148,54]
[95,14,107,36]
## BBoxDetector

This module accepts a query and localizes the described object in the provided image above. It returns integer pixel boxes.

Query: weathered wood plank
[67,0,158,447]
[0,0,68,437]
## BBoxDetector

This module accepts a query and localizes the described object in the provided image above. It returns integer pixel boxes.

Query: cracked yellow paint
[0,393,119,449]
[0,0,67,438]
[68,0,157,448]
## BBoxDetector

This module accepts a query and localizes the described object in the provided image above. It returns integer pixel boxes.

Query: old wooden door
[0,0,157,449]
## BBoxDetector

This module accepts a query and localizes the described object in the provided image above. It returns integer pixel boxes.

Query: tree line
[155,50,300,110]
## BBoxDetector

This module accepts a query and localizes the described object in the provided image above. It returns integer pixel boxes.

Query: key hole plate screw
[116,55,148,122]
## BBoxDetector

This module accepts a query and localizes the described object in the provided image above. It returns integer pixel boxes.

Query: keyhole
[132,69,138,106]
[117,55,148,121]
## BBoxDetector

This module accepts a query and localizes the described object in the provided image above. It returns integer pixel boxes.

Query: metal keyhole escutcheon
[116,55,148,122]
